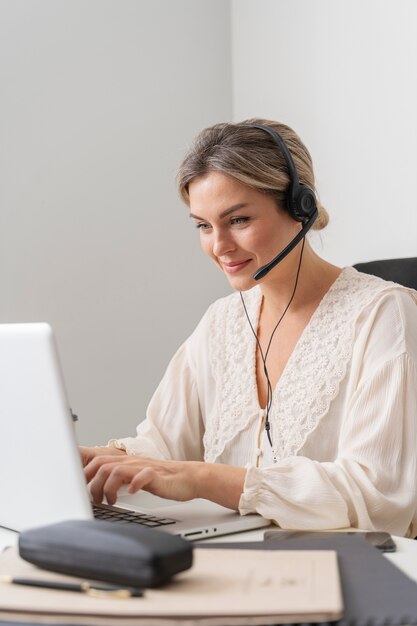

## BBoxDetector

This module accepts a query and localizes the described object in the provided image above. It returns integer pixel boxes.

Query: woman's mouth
[222,260,251,274]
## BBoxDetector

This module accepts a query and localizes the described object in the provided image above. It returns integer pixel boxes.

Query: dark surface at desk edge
[198,534,417,625]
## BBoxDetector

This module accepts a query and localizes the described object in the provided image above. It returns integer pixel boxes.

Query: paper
[0,546,343,626]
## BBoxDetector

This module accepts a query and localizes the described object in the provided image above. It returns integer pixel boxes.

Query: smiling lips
[222,259,251,274]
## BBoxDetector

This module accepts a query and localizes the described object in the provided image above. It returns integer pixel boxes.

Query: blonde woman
[82,120,417,537]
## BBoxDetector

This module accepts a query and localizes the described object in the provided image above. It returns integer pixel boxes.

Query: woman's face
[188,171,300,291]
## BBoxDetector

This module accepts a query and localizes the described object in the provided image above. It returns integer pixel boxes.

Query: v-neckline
[251,269,346,411]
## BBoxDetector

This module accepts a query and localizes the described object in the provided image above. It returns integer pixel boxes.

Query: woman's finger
[99,464,137,505]
[128,467,157,494]
[84,454,126,483]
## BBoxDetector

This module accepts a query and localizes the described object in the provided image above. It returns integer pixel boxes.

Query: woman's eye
[231,217,249,226]
[195,222,211,231]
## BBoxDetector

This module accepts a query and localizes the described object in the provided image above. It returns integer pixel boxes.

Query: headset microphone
[253,210,317,280]
[249,124,318,281]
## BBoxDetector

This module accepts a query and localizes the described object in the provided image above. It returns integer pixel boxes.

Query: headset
[249,124,318,281]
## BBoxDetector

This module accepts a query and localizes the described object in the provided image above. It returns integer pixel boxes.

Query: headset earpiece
[250,124,317,223]
[290,183,317,222]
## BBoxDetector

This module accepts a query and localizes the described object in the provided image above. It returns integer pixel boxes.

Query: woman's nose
[212,229,235,257]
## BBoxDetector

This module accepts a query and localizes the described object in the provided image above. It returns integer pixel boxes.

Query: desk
[2,524,417,626]
[2,524,417,583]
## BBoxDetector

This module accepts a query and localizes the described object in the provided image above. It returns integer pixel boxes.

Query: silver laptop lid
[0,323,92,531]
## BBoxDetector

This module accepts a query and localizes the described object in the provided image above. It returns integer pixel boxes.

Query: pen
[0,575,144,598]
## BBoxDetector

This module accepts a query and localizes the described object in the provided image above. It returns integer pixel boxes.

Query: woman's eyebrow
[189,203,248,221]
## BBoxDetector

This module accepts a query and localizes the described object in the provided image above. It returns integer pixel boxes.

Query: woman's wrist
[192,462,246,510]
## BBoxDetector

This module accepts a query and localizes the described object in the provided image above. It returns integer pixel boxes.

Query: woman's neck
[259,243,342,317]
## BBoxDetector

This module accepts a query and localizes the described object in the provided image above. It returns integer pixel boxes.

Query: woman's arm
[84,455,246,510]
[239,352,417,536]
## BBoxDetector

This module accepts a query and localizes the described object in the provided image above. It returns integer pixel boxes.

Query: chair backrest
[354,258,417,290]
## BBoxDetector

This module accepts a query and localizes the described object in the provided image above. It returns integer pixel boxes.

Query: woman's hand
[79,445,126,468]
[84,455,247,510]
[84,455,199,505]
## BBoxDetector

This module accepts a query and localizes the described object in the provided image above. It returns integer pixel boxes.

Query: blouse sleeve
[239,291,417,538]
[110,339,205,461]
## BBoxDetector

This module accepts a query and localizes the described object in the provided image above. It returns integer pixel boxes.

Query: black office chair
[355,256,417,539]
[354,257,417,290]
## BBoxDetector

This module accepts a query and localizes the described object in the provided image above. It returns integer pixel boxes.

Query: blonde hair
[177,118,329,230]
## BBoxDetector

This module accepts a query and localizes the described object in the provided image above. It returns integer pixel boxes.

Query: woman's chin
[225,274,257,292]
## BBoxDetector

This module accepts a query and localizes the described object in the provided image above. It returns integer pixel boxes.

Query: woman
[82,119,417,537]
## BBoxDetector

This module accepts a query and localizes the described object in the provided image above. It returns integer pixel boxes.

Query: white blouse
[112,267,417,537]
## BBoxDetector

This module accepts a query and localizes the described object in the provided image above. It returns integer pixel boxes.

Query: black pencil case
[19,519,193,587]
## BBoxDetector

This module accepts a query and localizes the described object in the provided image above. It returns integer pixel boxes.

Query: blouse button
[255,447,262,457]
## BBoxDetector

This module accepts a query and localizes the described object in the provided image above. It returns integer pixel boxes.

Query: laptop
[0,323,270,540]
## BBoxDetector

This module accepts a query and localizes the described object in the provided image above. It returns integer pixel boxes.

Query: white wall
[0,0,232,444]
[232,0,417,266]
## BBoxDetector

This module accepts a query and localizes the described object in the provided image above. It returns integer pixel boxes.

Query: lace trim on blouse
[204,266,411,463]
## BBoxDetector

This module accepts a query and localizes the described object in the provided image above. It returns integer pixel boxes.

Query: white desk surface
[2,524,417,584]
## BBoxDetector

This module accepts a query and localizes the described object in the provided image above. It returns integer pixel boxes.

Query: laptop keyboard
[93,504,178,528]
